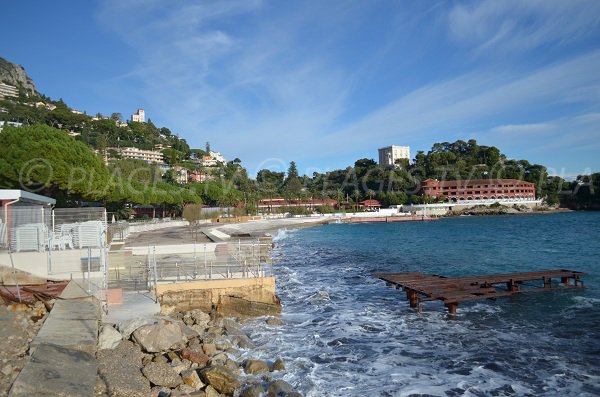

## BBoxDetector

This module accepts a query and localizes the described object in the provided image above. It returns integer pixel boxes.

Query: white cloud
[448,0,600,54]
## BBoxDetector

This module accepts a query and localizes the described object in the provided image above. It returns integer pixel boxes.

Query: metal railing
[108,239,273,292]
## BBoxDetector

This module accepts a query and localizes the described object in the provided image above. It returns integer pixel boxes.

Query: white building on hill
[378,145,411,167]
[131,108,145,123]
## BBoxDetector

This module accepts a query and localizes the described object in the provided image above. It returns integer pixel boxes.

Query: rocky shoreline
[444,204,570,217]
[97,309,300,397]
[0,300,49,397]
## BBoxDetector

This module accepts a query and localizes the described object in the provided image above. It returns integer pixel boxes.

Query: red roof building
[358,199,382,210]
[420,179,536,202]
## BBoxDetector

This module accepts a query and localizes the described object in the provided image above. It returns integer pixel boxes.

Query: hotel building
[420,179,536,202]
[114,147,164,164]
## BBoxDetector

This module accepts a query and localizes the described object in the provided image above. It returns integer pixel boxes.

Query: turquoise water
[245,212,600,397]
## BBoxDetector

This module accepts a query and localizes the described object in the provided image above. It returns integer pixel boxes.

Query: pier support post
[406,290,418,308]
[445,303,458,316]
[506,280,519,292]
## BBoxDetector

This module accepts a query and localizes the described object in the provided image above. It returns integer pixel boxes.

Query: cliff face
[0,56,37,95]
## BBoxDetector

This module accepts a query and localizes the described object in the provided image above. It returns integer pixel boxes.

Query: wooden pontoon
[373,269,586,315]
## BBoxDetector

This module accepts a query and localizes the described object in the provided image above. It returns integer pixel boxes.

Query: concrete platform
[8,344,96,397]
[104,291,160,324]
[9,280,100,397]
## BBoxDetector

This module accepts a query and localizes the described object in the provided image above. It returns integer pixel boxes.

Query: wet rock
[224,359,241,376]
[222,318,245,336]
[267,380,295,397]
[180,347,210,365]
[231,334,254,349]
[199,365,241,395]
[270,358,285,371]
[240,383,264,397]
[244,359,270,375]
[133,320,187,353]
[203,343,217,356]
[97,340,151,397]
[265,317,283,326]
[142,362,183,388]
[118,317,155,339]
[181,369,205,390]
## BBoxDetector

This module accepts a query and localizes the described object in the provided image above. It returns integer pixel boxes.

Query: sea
[244,212,600,397]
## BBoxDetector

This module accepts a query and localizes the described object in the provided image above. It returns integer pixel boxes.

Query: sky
[1,0,600,178]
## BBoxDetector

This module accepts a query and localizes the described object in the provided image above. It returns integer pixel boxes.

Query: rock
[244,359,270,375]
[224,359,241,376]
[150,386,171,397]
[191,324,207,334]
[190,309,211,326]
[1,364,13,376]
[177,384,198,394]
[204,385,224,397]
[199,365,241,395]
[206,326,223,335]
[98,325,122,350]
[178,323,200,340]
[271,358,286,371]
[170,358,191,373]
[267,380,295,397]
[265,317,283,326]
[180,347,210,365]
[209,352,229,366]
[97,340,151,397]
[118,318,156,339]
[133,320,187,353]
[203,343,217,356]
[142,362,183,388]
[222,318,246,336]
[231,334,254,349]
[241,384,264,397]
[153,354,169,364]
[181,369,205,390]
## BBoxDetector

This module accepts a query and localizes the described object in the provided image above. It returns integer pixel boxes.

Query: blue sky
[2,0,600,178]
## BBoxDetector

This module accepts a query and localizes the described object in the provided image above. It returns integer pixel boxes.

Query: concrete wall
[156,277,280,316]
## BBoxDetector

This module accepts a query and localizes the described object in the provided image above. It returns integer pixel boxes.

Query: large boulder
[118,318,156,339]
[199,365,241,395]
[98,325,122,350]
[142,362,183,388]
[241,383,265,397]
[267,380,295,397]
[132,320,187,353]
[243,359,270,375]
[97,340,151,397]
